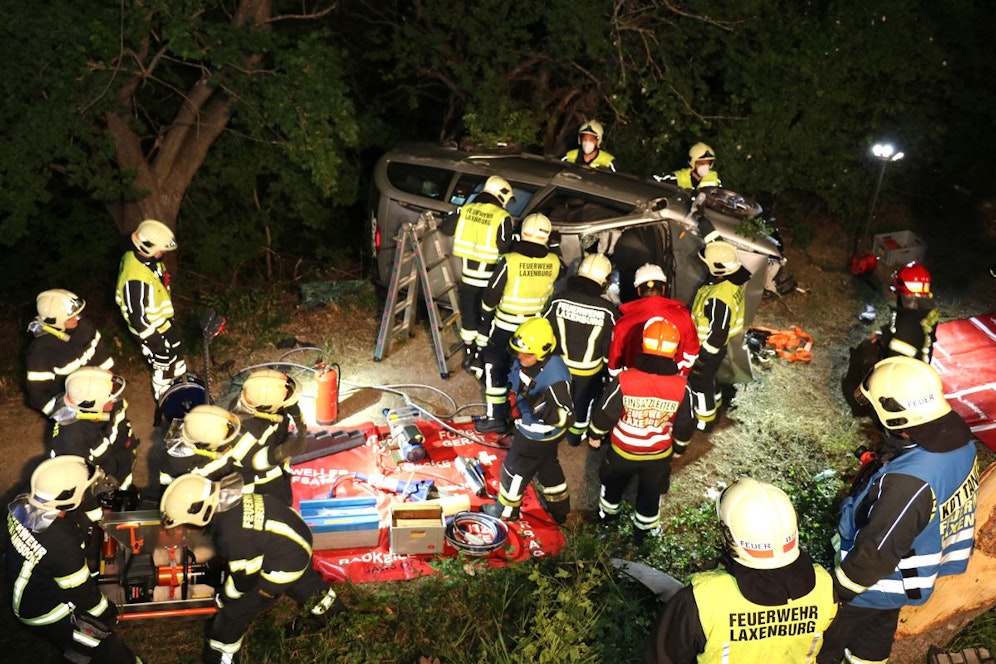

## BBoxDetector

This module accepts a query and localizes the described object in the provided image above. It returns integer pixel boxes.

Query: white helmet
[160,473,219,528]
[36,289,86,330]
[700,241,741,276]
[857,356,952,430]
[65,368,126,414]
[239,369,300,414]
[132,219,177,258]
[520,213,552,246]
[578,120,605,148]
[577,254,612,286]
[688,142,717,167]
[634,263,667,289]
[180,405,241,449]
[717,478,799,570]
[28,455,94,511]
[482,176,514,208]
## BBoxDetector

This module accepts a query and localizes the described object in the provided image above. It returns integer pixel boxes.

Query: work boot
[475,417,508,435]
[461,343,477,371]
[480,500,519,522]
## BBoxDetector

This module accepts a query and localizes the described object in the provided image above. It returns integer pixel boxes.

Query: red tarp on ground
[290,419,565,584]
[933,312,996,451]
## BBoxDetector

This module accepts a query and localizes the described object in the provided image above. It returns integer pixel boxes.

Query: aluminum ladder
[373,214,463,378]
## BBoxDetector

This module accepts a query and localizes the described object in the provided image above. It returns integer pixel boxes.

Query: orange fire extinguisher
[315,363,340,425]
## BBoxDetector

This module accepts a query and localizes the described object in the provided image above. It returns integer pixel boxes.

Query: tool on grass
[748,325,813,362]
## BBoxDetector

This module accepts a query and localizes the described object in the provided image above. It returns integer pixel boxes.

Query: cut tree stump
[891,461,996,663]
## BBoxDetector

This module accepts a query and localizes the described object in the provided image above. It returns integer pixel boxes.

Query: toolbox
[872,230,927,266]
[389,503,446,555]
[302,496,382,550]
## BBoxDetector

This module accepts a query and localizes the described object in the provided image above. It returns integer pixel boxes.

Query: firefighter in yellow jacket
[562,120,616,171]
[645,478,837,664]
[115,219,186,399]
[657,142,722,190]
[441,175,516,367]
[688,241,749,431]
[473,213,563,434]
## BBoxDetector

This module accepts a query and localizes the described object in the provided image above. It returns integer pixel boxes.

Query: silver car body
[369,143,787,382]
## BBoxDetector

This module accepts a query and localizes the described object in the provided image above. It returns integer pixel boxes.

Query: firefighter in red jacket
[48,367,138,493]
[544,253,619,446]
[608,263,699,377]
[115,219,186,400]
[588,316,696,545]
[6,456,143,663]
[161,473,345,664]
[230,368,308,505]
[25,289,115,417]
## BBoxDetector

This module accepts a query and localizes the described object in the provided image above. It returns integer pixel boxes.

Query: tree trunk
[890,461,996,663]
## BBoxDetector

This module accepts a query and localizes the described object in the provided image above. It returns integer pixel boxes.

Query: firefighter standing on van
[441,175,516,368]
[608,263,699,377]
[657,142,722,190]
[161,473,345,664]
[116,219,186,400]
[473,213,563,434]
[689,241,750,432]
[645,478,837,664]
[25,289,115,417]
[480,318,574,524]
[588,317,695,545]
[817,357,979,664]
[6,456,143,663]
[562,120,617,171]
[230,368,308,505]
[48,367,138,493]
[543,253,619,446]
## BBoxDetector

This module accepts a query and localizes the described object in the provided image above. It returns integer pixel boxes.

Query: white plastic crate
[872,230,927,266]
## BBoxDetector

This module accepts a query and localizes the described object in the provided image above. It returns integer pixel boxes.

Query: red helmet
[891,261,931,297]
[642,316,680,358]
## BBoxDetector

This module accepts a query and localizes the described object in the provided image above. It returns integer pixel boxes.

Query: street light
[850,142,905,267]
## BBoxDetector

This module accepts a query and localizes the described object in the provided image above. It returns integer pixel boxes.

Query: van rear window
[386,162,453,200]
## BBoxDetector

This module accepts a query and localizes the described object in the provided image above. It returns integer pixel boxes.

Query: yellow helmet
[180,404,241,449]
[28,455,94,511]
[700,241,741,276]
[577,253,612,287]
[717,478,799,570]
[510,317,556,361]
[160,473,219,528]
[239,369,300,414]
[578,120,605,148]
[132,219,177,258]
[857,356,952,430]
[482,176,514,208]
[520,213,552,246]
[688,142,717,167]
[65,367,126,413]
[35,289,86,330]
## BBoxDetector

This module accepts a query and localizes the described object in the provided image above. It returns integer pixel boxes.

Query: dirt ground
[0,212,993,662]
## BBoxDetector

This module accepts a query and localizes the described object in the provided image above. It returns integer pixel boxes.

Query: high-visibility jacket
[691,565,836,663]
[25,318,114,415]
[452,201,513,288]
[233,407,307,505]
[544,278,619,377]
[563,149,617,171]
[116,250,175,348]
[6,500,112,627]
[509,355,574,441]
[667,167,722,190]
[882,302,939,361]
[836,441,978,609]
[691,278,745,357]
[609,296,700,375]
[590,365,694,460]
[484,249,561,333]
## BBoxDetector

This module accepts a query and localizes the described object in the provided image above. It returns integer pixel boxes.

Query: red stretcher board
[933,313,996,451]
[290,419,565,583]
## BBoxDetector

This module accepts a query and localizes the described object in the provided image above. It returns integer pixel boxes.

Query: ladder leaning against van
[373,212,463,378]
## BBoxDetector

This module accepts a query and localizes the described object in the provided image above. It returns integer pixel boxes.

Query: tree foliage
[0,0,992,297]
